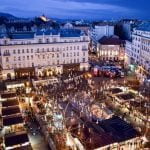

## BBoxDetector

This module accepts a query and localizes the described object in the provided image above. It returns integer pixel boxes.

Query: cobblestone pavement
[29,132,50,150]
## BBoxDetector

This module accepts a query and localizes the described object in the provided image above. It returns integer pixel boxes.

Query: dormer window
[53,38,57,42]
[46,39,49,43]
[39,39,42,43]
[4,40,7,45]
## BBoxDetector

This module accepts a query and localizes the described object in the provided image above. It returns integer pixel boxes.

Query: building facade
[89,23,114,52]
[125,22,150,80]
[91,24,114,41]
[97,36,125,62]
[0,29,89,80]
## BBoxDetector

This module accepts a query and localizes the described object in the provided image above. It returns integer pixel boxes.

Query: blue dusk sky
[0,0,149,20]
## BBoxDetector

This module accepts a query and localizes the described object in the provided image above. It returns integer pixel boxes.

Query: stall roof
[9,145,32,150]
[117,93,135,100]
[71,116,139,149]
[98,116,139,142]
[2,99,19,107]
[2,106,21,116]
[5,131,29,147]
[3,114,23,126]
[110,88,123,94]
[1,92,16,99]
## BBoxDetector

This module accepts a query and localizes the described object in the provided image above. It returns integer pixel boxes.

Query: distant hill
[0,12,17,19]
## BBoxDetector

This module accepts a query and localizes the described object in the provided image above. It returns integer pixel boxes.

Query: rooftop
[4,131,29,147]
[1,92,16,99]
[98,36,122,45]
[2,106,21,116]
[116,93,135,100]
[9,32,35,39]
[3,114,24,126]
[110,88,123,94]
[2,99,19,107]
[70,116,139,149]
[10,145,32,150]
[98,116,139,142]
[0,28,85,39]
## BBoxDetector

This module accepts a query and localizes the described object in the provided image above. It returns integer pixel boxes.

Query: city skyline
[0,0,150,20]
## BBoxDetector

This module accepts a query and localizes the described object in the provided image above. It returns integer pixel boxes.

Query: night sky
[0,0,149,19]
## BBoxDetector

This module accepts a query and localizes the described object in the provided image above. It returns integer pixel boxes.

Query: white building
[125,40,132,65]
[91,24,114,41]
[125,22,150,79]
[0,29,89,80]
[97,36,125,61]
[90,23,114,51]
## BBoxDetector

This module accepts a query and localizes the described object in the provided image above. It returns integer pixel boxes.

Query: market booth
[0,92,17,101]
[2,106,21,117]
[2,99,19,108]
[4,131,30,150]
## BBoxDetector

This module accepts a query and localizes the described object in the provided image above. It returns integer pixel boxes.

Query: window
[27,49,29,53]
[31,49,33,53]
[31,55,33,59]
[83,52,85,56]
[23,56,25,60]
[82,58,85,62]
[63,53,65,57]
[6,65,10,69]
[18,49,20,54]
[77,52,79,56]
[57,60,59,65]
[22,49,24,53]
[27,56,29,60]
[53,38,57,42]
[77,46,79,50]
[13,50,16,54]
[74,52,76,56]
[74,46,76,50]
[46,39,49,43]
[39,39,42,43]
[52,54,54,58]
[6,57,9,62]
[4,40,7,45]
[57,54,59,58]
[18,56,21,61]
[37,48,39,53]
[70,46,72,50]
